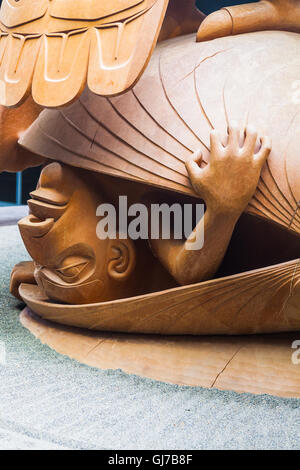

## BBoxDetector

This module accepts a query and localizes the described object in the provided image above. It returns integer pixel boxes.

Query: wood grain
[0,95,44,172]
[0,0,169,106]
[19,31,300,237]
[20,307,300,398]
[197,0,300,42]
[18,256,300,335]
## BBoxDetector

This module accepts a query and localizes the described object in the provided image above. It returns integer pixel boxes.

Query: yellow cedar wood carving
[0,0,169,107]
[20,31,300,237]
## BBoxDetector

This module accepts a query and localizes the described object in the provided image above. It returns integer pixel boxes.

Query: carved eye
[56,256,90,280]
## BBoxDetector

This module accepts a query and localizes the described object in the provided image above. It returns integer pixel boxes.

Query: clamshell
[21,31,300,236]
[19,30,300,335]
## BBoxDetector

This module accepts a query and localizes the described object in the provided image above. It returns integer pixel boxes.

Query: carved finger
[191,149,203,166]
[255,136,272,166]
[196,9,232,42]
[10,261,36,301]
[210,129,224,157]
[196,2,279,43]
[244,125,258,156]
[185,151,203,179]
[227,121,240,149]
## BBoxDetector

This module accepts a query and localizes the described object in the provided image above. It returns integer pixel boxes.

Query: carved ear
[107,238,136,281]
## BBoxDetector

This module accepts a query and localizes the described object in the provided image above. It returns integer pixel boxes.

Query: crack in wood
[210,346,243,388]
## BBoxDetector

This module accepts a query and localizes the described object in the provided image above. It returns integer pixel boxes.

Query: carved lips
[18,214,55,239]
[0,0,169,107]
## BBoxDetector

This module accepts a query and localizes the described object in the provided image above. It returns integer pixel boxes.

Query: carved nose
[31,162,74,206]
[18,215,55,239]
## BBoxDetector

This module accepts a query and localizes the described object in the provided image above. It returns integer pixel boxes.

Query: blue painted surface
[0,202,15,207]
[198,0,257,14]
[16,172,22,206]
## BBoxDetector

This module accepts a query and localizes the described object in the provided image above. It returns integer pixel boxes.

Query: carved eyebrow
[59,259,89,269]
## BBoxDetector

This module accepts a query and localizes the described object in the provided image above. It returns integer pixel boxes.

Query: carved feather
[0,0,169,106]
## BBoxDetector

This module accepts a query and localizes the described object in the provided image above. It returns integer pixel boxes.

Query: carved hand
[10,261,37,301]
[186,123,271,217]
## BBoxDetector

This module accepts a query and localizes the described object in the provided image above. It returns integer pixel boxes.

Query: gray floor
[0,225,300,450]
[0,206,28,226]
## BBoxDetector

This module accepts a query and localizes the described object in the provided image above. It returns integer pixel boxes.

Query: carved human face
[19,163,136,304]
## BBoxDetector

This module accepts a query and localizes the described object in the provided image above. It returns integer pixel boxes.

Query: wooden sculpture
[0,96,44,172]
[19,308,300,397]
[0,0,170,107]
[0,1,299,397]
[8,29,299,336]
[1,0,299,108]
[0,0,205,108]
[197,0,300,42]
